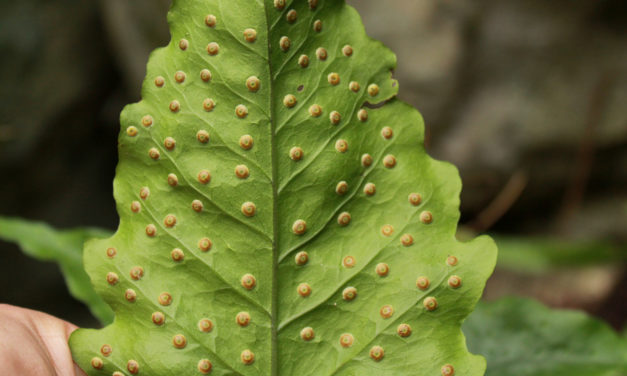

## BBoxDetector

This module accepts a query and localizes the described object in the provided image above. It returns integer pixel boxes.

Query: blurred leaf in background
[0,217,113,325]
[455,227,626,326]
[494,235,627,273]
[464,297,627,376]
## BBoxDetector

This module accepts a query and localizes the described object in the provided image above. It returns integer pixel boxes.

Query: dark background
[0,0,625,328]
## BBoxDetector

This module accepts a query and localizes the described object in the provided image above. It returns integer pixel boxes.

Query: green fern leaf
[70,0,497,374]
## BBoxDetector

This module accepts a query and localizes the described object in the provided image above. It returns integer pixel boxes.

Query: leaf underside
[70,0,497,375]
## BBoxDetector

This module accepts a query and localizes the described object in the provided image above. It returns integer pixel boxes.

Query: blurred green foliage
[0,217,114,325]
[464,297,627,376]
[494,236,627,273]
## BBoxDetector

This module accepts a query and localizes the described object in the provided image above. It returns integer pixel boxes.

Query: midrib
[264,0,279,375]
